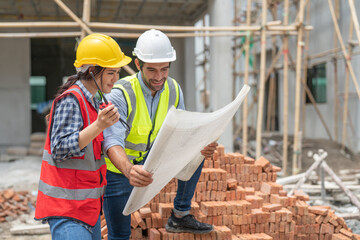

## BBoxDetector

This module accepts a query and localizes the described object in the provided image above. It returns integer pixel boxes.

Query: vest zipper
[146,96,157,151]
[146,128,154,151]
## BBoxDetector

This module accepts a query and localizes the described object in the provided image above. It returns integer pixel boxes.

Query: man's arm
[104,87,153,187]
[107,146,153,187]
[201,142,218,158]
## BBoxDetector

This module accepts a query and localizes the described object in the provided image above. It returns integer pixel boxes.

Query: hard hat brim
[74,55,132,68]
[136,56,176,63]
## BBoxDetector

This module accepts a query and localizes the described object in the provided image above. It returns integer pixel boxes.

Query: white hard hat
[133,29,176,63]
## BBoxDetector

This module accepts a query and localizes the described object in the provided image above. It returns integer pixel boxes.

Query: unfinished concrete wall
[278,0,360,153]
[167,38,187,106]
[209,0,234,153]
[184,37,196,111]
[0,38,31,147]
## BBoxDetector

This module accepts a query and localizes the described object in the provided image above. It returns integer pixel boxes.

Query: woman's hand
[96,104,120,130]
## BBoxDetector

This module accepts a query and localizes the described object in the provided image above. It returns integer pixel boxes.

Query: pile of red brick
[100,145,360,240]
[0,189,35,222]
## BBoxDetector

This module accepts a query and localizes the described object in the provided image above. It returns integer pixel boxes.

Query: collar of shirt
[75,80,101,109]
[137,72,165,98]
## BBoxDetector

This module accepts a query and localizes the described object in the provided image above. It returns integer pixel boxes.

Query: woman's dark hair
[45,66,105,123]
[54,66,104,98]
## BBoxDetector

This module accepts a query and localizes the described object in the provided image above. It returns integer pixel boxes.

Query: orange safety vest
[35,85,106,227]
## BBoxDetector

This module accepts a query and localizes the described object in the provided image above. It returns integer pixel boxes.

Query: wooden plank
[348,0,360,47]
[288,151,327,196]
[10,224,50,235]
[81,0,91,39]
[321,160,360,211]
[256,0,268,159]
[342,20,354,149]
[242,0,252,156]
[292,0,306,174]
[328,0,360,99]
[282,0,290,176]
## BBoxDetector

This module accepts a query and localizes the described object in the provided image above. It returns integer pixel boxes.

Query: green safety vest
[105,74,180,174]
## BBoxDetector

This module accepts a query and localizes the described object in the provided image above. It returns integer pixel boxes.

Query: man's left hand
[200,142,218,158]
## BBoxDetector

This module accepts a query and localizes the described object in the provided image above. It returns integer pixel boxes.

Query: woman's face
[98,67,121,93]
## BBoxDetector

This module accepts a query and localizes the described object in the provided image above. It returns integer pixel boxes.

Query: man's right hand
[128,165,153,187]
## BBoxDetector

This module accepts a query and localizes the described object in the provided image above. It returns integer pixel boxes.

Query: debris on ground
[0,189,36,223]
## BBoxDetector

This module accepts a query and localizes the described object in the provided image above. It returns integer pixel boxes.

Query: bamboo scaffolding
[328,0,360,100]
[321,161,360,211]
[292,0,306,175]
[54,0,92,34]
[308,49,360,68]
[0,32,81,38]
[201,17,209,111]
[54,0,135,75]
[282,0,290,175]
[348,0,360,47]
[300,80,333,141]
[333,0,339,142]
[242,0,252,156]
[288,150,328,196]
[266,5,278,132]
[333,56,339,141]
[81,0,90,39]
[3,0,359,165]
[0,30,313,39]
[232,1,238,135]
[0,21,313,32]
[341,20,354,150]
[301,1,311,140]
[256,0,268,159]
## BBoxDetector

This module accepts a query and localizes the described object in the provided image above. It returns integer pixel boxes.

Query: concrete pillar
[209,0,234,152]
[184,37,196,111]
[0,38,31,146]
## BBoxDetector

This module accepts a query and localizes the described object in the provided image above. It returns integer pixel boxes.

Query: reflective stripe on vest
[105,74,179,174]
[38,179,104,200]
[35,85,106,227]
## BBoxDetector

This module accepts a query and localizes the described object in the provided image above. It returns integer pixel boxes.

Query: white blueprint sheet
[123,84,250,215]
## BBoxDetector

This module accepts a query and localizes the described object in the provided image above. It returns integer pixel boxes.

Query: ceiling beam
[135,0,147,17]
[156,0,169,15]
[96,0,103,20]
[113,0,124,21]
[31,0,40,19]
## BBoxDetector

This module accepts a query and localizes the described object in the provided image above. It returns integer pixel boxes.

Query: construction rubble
[98,145,360,240]
[0,189,36,223]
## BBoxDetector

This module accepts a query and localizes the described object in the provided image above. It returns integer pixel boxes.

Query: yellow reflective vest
[105,74,180,174]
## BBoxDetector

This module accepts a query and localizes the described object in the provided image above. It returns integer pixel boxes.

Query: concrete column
[184,37,196,111]
[0,38,31,146]
[209,0,234,152]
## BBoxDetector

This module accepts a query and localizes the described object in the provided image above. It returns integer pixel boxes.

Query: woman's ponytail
[54,74,79,98]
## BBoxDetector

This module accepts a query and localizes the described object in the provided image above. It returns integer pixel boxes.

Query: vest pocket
[76,170,99,188]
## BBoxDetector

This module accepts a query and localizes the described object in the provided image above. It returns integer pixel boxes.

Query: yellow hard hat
[74,33,132,68]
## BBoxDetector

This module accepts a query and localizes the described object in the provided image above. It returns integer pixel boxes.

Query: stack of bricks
[101,145,360,240]
[0,189,35,222]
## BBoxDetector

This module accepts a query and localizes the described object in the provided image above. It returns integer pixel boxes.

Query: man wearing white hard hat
[102,29,217,239]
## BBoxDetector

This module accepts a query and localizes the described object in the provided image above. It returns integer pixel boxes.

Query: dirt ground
[297,138,360,175]
[0,138,359,238]
[0,154,51,239]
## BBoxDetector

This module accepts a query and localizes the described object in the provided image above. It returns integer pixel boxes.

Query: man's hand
[200,142,218,158]
[128,165,153,187]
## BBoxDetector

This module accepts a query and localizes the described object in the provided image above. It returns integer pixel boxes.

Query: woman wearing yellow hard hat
[34,33,131,240]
